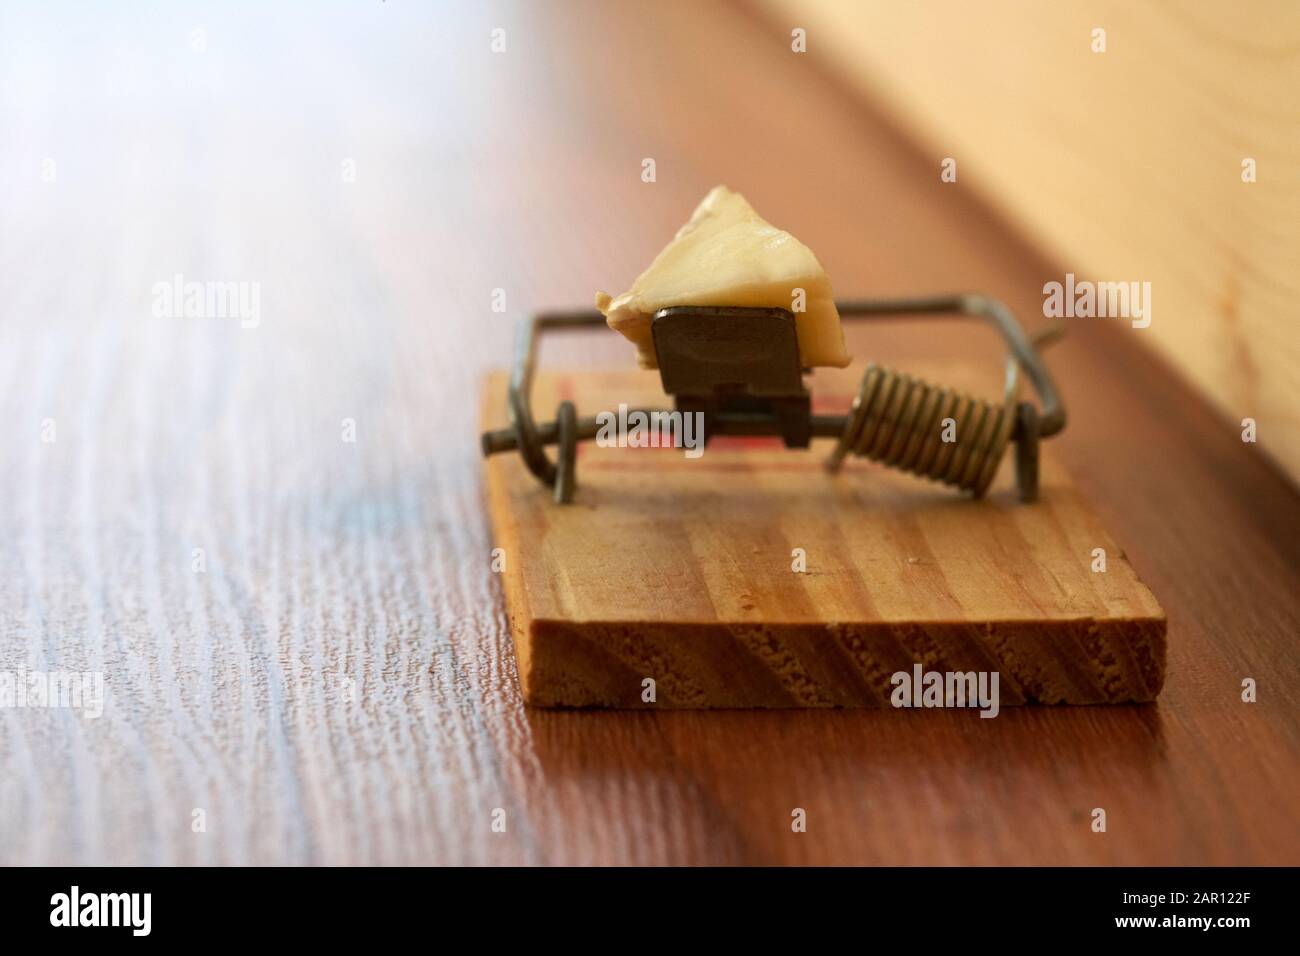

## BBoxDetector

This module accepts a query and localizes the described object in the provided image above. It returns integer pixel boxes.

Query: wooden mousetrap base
[482,365,1166,708]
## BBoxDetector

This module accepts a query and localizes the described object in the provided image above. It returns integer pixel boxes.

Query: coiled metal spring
[825,364,1017,497]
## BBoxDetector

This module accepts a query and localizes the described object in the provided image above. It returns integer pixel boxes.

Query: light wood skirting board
[753,0,1300,484]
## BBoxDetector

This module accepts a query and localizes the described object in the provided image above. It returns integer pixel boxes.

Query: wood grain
[0,0,1296,865]
[484,368,1166,707]
[755,0,1300,483]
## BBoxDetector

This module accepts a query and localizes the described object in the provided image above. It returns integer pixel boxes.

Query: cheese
[595,186,850,369]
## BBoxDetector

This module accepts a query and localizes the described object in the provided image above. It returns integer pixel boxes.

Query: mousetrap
[479,297,1166,709]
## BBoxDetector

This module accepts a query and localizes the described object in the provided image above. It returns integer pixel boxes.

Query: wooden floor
[1,1,1296,865]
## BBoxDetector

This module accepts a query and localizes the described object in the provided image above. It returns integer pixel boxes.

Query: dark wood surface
[1,0,1296,864]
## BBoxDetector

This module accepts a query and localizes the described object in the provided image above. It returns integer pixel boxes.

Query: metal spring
[825,363,1016,497]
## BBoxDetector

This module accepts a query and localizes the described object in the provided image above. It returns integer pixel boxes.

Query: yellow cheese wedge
[595,185,850,370]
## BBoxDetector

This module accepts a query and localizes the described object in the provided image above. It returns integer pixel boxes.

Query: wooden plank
[483,367,1165,707]
[753,0,1300,484]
